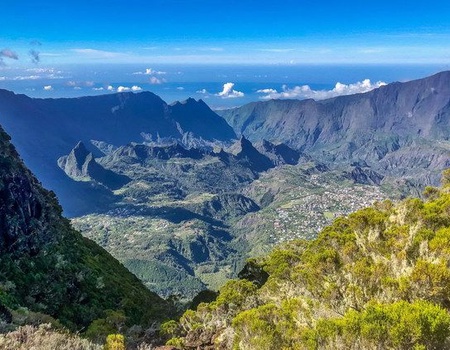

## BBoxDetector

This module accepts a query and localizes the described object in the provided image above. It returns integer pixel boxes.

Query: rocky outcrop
[227,136,274,172]
[346,166,384,185]
[255,139,301,165]
[200,194,260,221]
[58,141,130,190]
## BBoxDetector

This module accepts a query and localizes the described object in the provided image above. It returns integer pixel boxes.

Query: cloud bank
[257,79,387,101]
[117,85,143,92]
[216,82,244,99]
[94,85,143,92]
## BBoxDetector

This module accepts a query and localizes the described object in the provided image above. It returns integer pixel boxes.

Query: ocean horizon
[1,63,448,109]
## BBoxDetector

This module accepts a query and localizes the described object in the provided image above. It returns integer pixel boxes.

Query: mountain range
[218,70,450,184]
[0,71,449,299]
[0,91,235,216]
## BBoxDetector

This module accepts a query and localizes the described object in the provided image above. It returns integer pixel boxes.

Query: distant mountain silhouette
[0,90,235,215]
[1,71,449,215]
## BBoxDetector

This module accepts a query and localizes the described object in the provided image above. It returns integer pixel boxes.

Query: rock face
[0,124,168,329]
[57,141,91,180]
[255,139,301,166]
[346,166,384,185]
[0,130,55,254]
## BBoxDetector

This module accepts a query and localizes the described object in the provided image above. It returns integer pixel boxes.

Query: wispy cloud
[199,47,224,52]
[132,68,166,75]
[257,79,387,101]
[4,68,66,81]
[216,82,244,99]
[0,49,19,59]
[71,48,128,59]
[12,75,40,81]
[258,48,296,53]
[0,48,19,66]
[149,76,165,84]
[66,80,94,88]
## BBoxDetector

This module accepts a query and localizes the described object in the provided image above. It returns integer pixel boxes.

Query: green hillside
[0,125,172,340]
[165,170,450,349]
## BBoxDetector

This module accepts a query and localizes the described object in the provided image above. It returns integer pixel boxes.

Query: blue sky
[1,1,449,106]
[2,0,450,65]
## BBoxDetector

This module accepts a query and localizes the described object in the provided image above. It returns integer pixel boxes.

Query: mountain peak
[70,141,90,168]
[227,137,274,172]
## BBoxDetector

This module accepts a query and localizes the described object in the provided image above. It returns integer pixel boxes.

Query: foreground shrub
[0,323,101,350]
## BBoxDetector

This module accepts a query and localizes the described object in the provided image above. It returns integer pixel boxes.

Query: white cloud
[2,68,66,81]
[107,85,114,91]
[216,82,244,99]
[146,68,166,75]
[256,88,277,94]
[149,76,165,84]
[117,86,130,92]
[115,85,143,92]
[26,68,61,74]
[132,68,166,75]
[43,85,53,91]
[257,79,387,101]
[176,86,185,90]
[93,87,104,91]
[196,88,208,94]
[71,49,127,59]
[13,75,40,81]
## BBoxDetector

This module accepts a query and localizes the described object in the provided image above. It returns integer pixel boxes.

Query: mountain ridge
[0,89,235,216]
[218,70,450,184]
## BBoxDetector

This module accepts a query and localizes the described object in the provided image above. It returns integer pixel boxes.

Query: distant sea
[1,63,448,109]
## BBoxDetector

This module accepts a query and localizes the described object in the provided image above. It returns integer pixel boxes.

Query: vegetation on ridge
[0,125,173,346]
[165,170,450,349]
